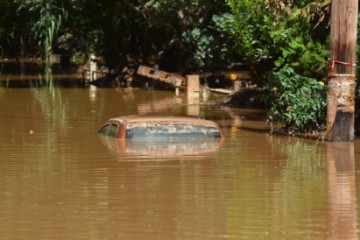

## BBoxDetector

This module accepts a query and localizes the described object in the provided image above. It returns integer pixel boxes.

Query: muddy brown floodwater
[0,73,359,239]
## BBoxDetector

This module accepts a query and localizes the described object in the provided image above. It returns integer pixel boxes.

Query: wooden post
[186,75,200,98]
[186,75,200,116]
[327,0,358,141]
[89,54,97,82]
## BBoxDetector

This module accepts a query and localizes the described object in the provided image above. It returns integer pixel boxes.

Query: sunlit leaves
[266,66,326,132]
[224,0,329,79]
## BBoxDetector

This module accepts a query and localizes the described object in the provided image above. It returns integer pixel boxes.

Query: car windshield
[125,124,222,139]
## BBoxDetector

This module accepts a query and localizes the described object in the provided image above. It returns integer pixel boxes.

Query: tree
[100,0,233,72]
[0,0,235,71]
[222,0,330,81]
[218,0,331,133]
[0,1,30,57]
[15,0,67,62]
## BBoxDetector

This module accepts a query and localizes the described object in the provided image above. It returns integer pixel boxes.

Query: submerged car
[98,116,224,140]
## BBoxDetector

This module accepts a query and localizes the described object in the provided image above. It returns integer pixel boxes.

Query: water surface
[0,75,359,239]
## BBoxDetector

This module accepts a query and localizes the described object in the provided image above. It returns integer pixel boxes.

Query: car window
[125,124,221,139]
[98,124,110,135]
[107,123,118,138]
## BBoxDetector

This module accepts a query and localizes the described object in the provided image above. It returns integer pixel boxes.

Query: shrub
[265,66,326,133]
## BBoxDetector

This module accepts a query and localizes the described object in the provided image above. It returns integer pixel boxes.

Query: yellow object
[230,74,237,81]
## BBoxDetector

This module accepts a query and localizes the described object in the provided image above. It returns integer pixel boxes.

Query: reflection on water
[99,136,223,160]
[327,143,358,240]
[0,71,359,239]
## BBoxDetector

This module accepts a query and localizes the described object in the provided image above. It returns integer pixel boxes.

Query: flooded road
[0,76,359,239]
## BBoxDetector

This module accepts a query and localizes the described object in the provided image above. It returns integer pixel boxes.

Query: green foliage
[131,0,232,70]
[224,0,329,80]
[16,0,67,61]
[273,34,328,78]
[221,0,330,133]
[0,0,331,78]
[266,66,326,133]
[71,52,86,65]
[0,0,230,71]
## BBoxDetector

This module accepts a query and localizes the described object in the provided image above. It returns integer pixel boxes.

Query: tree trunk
[20,35,26,78]
[327,0,358,142]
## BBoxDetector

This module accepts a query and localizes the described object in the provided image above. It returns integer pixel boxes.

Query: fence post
[186,75,200,116]
[89,54,97,82]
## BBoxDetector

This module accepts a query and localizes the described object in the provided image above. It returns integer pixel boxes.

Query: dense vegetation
[223,0,330,133]
[0,0,357,133]
[0,0,233,72]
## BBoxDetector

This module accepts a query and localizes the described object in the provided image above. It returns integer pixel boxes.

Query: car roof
[107,115,221,128]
